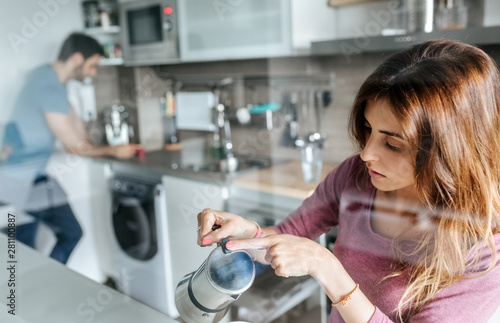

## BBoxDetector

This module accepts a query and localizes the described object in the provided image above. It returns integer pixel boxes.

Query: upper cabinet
[105,0,500,65]
[177,0,293,62]
[116,0,338,65]
[312,0,500,57]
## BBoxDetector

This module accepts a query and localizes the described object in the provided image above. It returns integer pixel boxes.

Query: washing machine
[110,174,177,317]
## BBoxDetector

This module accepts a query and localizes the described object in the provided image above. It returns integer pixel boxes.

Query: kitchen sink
[199,157,271,173]
[171,156,271,174]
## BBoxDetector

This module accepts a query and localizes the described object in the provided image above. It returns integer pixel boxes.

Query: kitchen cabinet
[161,174,227,299]
[178,0,292,62]
[312,25,500,58]
[45,153,112,282]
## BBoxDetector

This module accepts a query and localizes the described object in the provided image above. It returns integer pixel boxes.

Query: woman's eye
[385,141,400,151]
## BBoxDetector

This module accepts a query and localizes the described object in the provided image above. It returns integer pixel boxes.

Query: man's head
[57,33,104,81]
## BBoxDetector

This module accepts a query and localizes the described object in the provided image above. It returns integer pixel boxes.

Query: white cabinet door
[161,175,227,290]
[178,0,292,61]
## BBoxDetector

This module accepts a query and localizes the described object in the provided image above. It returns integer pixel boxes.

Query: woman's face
[360,99,415,193]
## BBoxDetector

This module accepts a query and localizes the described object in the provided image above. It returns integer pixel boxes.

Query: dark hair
[57,32,104,61]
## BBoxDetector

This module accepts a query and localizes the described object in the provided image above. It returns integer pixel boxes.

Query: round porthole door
[112,197,156,260]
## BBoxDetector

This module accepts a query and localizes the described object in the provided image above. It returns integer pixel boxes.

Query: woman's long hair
[349,39,500,320]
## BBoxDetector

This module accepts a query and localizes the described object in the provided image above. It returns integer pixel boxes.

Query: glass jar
[437,0,468,30]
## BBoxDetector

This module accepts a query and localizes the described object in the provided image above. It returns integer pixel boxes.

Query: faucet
[211,86,238,172]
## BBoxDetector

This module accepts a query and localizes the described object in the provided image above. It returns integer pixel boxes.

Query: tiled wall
[92,43,500,164]
[90,52,396,163]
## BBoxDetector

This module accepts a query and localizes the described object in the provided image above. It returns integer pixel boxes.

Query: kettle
[175,239,255,323]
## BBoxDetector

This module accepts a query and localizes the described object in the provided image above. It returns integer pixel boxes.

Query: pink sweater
[273,155,500,322]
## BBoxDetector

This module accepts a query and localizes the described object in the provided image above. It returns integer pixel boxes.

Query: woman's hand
[196,208,259,247]
[227,234,334,278]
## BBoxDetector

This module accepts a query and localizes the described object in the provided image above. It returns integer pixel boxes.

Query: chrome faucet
[213,102,238,172]
[215,103,233,158]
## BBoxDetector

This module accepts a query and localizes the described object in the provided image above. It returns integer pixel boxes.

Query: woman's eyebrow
[379,130,403,139]
[364,116,403,139]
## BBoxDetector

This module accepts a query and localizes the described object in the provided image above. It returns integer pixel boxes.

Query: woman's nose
[360,136,379,162]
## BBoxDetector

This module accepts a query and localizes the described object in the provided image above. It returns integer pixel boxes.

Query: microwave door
[121,0,180,66]
[128,5,163,45]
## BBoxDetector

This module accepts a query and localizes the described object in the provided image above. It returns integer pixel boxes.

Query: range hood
[311,25,500,56]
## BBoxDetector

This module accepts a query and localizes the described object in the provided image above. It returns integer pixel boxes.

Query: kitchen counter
[94,145,270,184]
[232,160,339,200]
[94,145,339,205]
[0,233,179,323]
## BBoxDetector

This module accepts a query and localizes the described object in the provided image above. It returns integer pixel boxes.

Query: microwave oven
[120,0,179,65]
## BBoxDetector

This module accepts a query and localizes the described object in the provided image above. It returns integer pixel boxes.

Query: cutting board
[232,161,339,200]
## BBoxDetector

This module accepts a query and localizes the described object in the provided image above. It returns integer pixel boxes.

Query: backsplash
[92,44,500,164]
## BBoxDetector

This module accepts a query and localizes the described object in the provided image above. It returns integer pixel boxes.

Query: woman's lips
[368,169,386,178]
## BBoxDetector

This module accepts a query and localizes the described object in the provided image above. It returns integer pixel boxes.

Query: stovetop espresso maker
[175,239,255,322]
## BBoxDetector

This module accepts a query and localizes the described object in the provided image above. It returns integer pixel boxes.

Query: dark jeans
[14,203,83,264]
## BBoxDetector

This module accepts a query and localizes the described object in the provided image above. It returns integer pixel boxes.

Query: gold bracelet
[331,284,359,307]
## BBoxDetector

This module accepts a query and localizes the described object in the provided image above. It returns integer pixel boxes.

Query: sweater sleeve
[272,155,362,240]
[367,235,500,323]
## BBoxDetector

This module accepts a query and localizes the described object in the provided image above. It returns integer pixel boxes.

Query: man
[0,33,141,264]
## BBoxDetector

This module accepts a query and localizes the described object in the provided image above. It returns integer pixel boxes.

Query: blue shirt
[2,64,69,174]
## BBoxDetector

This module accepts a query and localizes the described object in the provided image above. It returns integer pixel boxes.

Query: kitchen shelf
[327,0,381,7]
[311,25,500,56]
[99,57,123,66]
[84,25,121,35]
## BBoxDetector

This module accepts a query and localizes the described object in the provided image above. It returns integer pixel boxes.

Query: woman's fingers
[227,236,272,251]
[227,234,322,278]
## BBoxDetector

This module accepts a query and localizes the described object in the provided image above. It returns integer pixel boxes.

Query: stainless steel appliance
[103,104,134,146]
[119,0,179,65]
[175,243,255,323]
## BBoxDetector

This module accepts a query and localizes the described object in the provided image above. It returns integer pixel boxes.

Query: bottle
[163,88,181,151]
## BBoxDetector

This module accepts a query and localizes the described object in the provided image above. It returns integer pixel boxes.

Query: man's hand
[45,109,143,158]
[111,144,142,159]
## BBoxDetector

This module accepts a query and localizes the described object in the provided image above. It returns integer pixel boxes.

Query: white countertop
[0,233,178,323]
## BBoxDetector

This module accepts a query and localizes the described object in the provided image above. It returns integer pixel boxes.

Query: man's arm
[45,108,140,158]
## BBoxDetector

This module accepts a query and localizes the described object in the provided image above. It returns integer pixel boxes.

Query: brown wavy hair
[348,39,500,320]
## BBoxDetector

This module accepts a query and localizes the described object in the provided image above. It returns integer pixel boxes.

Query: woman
[197,39,500,322]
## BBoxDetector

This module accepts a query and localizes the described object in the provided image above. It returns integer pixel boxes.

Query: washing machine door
[113,196,155,260]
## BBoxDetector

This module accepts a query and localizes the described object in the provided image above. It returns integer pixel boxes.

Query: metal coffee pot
[175,239,255,322]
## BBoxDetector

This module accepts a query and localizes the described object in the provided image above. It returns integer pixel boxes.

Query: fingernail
[202,238,212,245]
[226,241,234,249]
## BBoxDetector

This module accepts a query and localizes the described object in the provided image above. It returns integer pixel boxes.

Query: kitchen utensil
[280,92,299,147]
[249,102,281,130]
[307,90,327,146]
[175,239,255,323]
